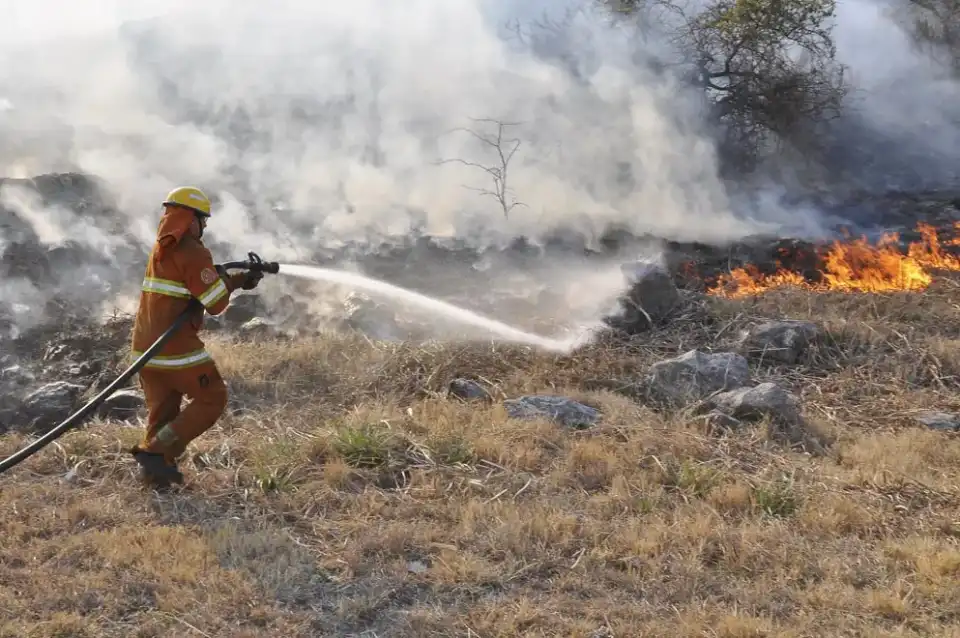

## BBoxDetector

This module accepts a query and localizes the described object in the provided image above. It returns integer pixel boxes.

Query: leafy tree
[601,0,848,172]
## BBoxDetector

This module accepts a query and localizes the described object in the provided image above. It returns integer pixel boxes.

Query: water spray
[277,264,587,353]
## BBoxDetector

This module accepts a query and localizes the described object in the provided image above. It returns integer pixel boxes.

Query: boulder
[697,382,808,444]
[238,317,282,340]
[1,364,35,388]
[19,381,87,432]
[915,411,960,432]
[223,293,267,327]
[737,320,821,364]
[340,292,402,340]
[447,378,492,402]
[701,382,802,425]
[647,349,751,405]
[503,395,600,429]
[97,388,146,422]
[603,261,683,335]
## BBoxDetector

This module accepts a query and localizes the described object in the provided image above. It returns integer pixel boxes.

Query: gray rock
[603,261,683,335]
[97,388,146,422]
[67,362,96,378]
[203,316,224,332]
[503,395,600,429]
[447,378,492,402]
[42,343,74,362]
[648,349,751,404]
[704,382,802,425]
[19,381,87,432]
[698,382,809,445]
[1,364,35,387]
[340,292,401,340]
[238,317,280,340]
[737,320,821,364]
[223,293,267,327]
[915,411,960,432]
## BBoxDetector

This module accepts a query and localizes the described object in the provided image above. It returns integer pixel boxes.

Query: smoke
[1,0,958,340]
[829,0,960,191]
[0,0,817,252]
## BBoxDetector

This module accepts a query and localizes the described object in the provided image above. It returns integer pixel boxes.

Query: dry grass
[3,275,960,637]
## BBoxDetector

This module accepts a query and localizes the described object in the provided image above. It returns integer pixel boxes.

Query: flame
[707,222,960,298]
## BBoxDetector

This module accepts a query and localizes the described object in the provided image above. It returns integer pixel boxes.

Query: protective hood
[155,207,197,259]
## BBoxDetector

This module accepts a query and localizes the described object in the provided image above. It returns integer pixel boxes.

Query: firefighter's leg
[132,368,186,487]
[140,361,228,464]
[137,368,182,450]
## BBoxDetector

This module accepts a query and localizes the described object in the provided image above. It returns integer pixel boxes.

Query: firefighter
[129,186,262,488]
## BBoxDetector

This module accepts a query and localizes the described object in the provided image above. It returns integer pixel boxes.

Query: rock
[340,292,402,340]
[447,378,492,402]
[703,382,802,424]
[42,343,74,362]
[737,320,821,364]
[97,388,145,422]
[698,382,808,444]
[238,317,281,340]
[203,316,224,332]
[915,411,960,432]
[19,381,87,432]
[1,364,35,387]
[503,395,600,429]
[223,293,267,327]
[67,362,96,378]
[271,293,311,330]
[603,261,683,335]
[647,349,751,405]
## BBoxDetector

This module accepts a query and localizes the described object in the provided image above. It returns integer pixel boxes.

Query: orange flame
[707,222,960,298]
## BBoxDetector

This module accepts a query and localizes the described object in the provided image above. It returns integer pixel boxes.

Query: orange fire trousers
[134,361,228,463]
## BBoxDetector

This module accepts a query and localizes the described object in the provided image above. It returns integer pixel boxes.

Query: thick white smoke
[0,0,813,256]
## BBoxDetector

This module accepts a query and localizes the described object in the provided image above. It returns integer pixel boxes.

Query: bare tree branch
[437,118,528,219]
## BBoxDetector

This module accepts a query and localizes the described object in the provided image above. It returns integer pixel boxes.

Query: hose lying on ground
[0,254,279,477]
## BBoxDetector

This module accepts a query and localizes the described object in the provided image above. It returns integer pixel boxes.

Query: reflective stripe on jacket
[131,208,236,368]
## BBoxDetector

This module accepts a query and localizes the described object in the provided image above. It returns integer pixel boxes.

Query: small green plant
[752,476,800,518]
[252,467,298,493]
[431,435,476,466]
[334,423,395,468]
[660,458,722,499]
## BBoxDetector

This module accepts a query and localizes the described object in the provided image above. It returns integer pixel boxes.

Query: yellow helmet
[162,186,212,217]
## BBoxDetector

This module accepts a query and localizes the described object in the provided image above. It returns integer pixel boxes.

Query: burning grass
[2,268,960,636]
[707,221,960,298]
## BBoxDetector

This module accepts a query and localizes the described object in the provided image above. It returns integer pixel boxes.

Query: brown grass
[2,275,960,637]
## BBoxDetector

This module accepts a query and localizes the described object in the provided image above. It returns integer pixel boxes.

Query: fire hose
[0,252,280,477]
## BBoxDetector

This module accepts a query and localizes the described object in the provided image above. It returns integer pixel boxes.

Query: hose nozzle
[216,251,280,274]
[244,251,280,274]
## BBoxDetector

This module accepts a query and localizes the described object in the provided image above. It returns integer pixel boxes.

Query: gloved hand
[240,270,263,290]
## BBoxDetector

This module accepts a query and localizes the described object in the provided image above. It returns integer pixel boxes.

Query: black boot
[133,450,184,488]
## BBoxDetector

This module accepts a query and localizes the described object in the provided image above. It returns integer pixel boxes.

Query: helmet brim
[163,201,211,217]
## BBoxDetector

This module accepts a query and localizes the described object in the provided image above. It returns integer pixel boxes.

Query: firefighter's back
[132,237,207,358]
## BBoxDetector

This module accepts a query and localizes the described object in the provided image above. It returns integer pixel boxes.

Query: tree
[438,118,527,219]
[600,0,848,172]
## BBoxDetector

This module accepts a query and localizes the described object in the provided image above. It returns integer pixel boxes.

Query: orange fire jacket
[130,207,244,370]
